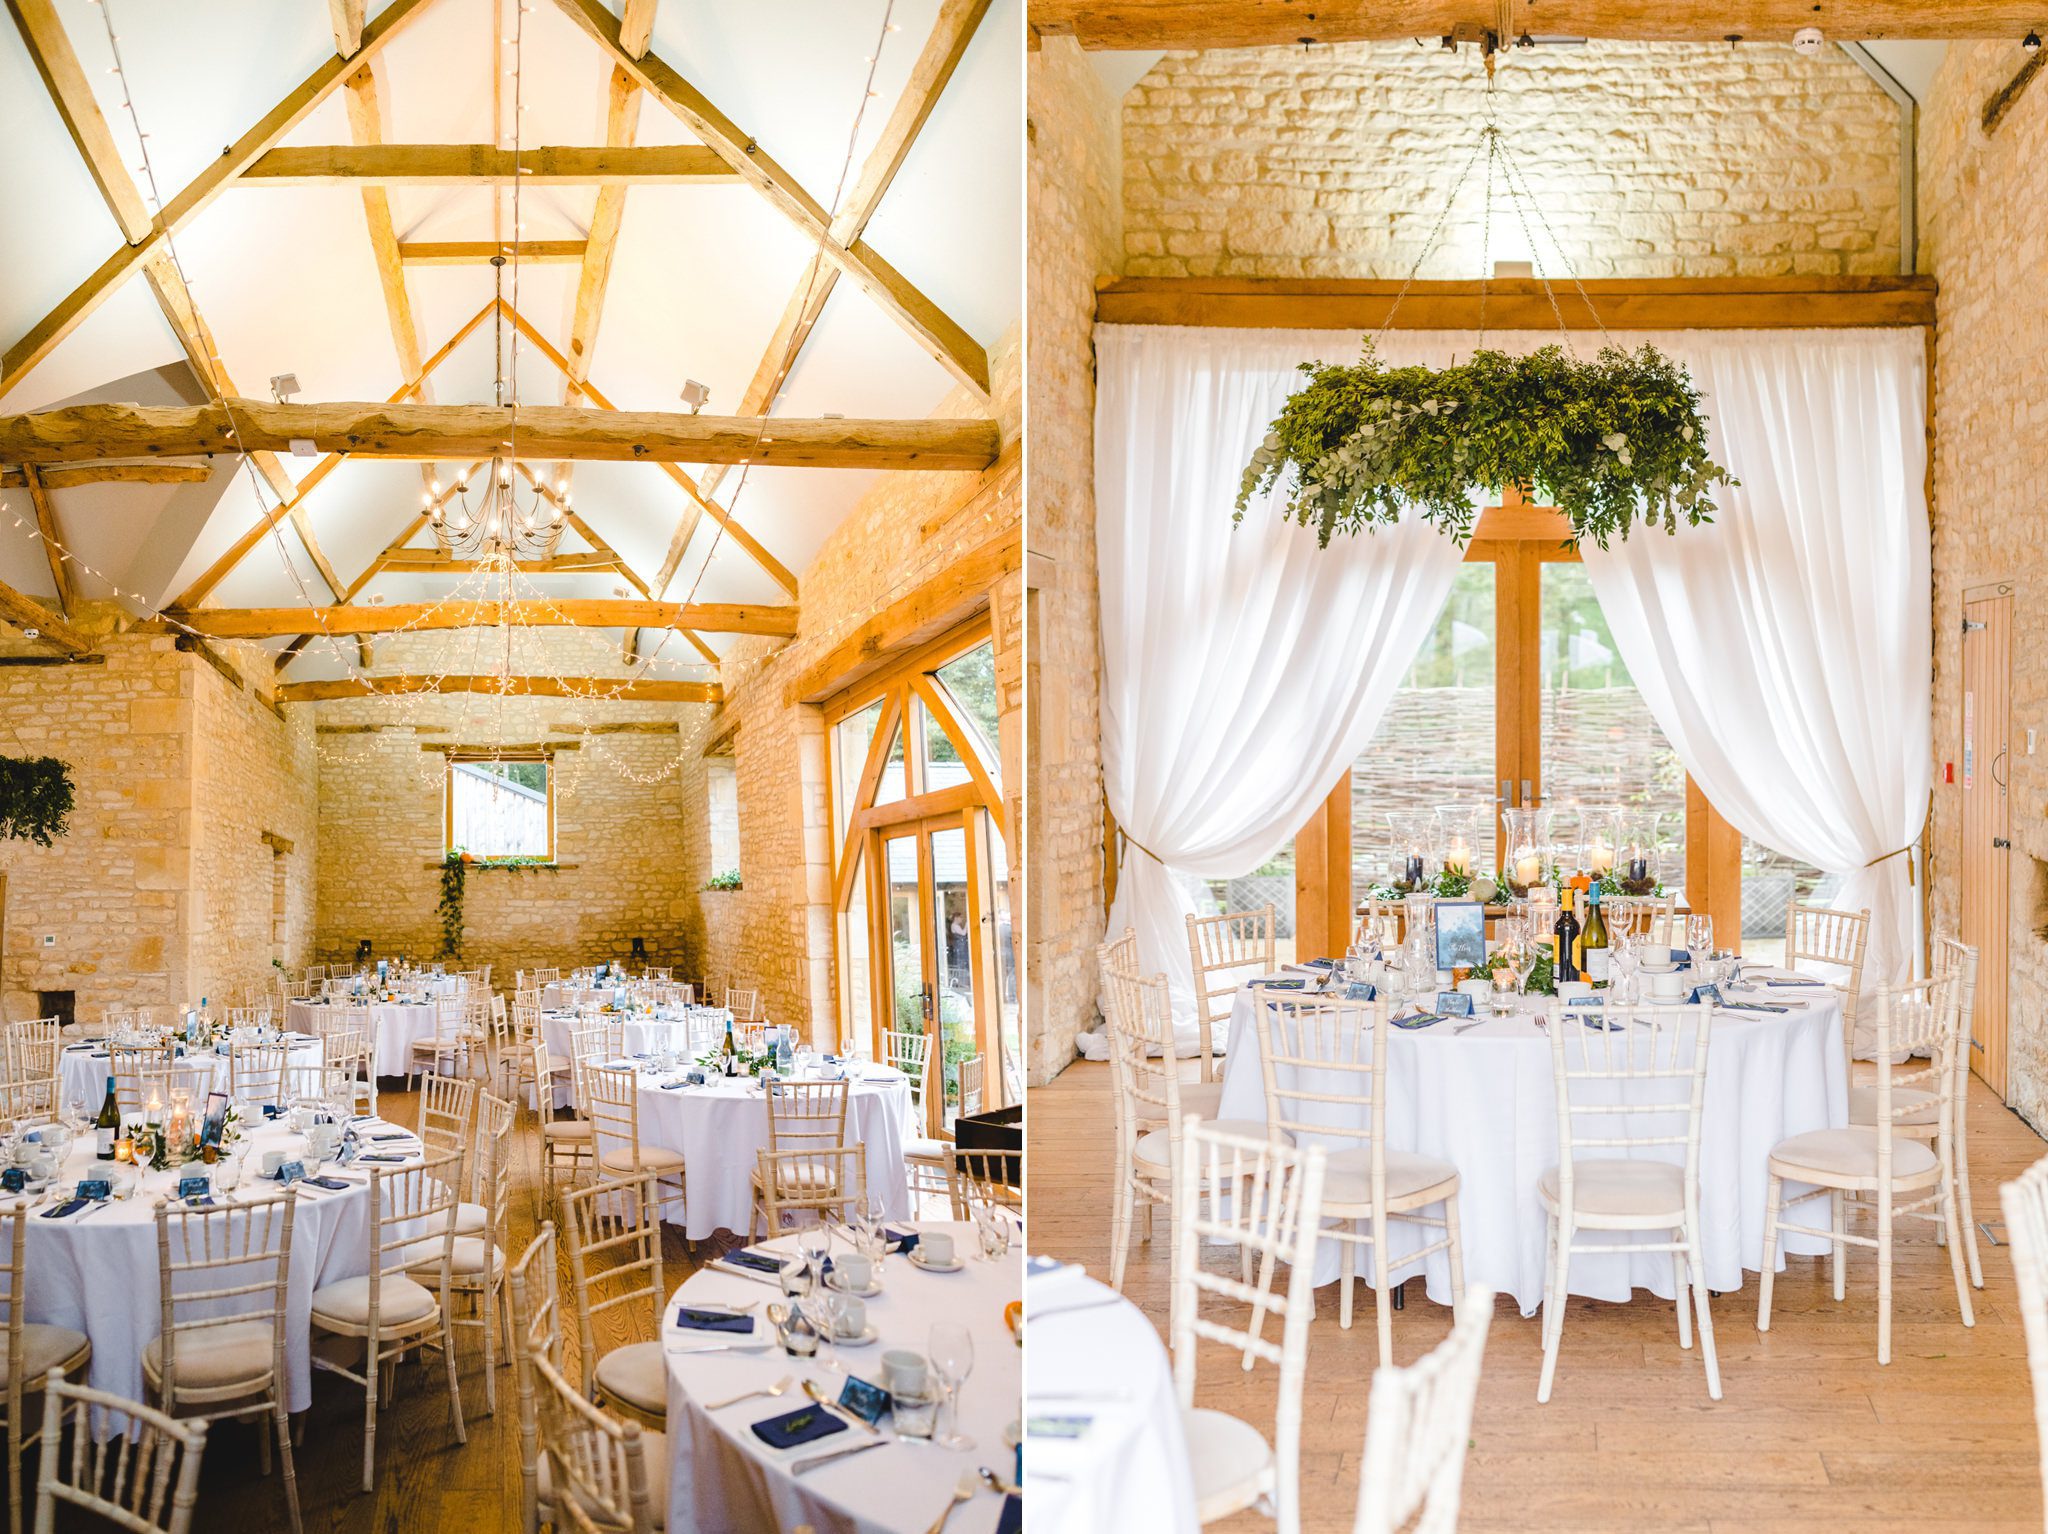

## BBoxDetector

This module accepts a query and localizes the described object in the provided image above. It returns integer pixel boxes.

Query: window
[446,755,553,861]
[706,755,742,881]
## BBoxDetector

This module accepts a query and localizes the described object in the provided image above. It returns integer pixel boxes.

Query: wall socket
[39,934,55,947]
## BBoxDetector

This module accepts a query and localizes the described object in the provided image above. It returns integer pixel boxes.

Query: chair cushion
[594,1341,669,1416]
[751,1160,846,1192]
[543,1119,594,1141]
[405,1236,505,1278]
[599,1145,686,1174]
[1770,1126,1938,1182]
[1132,1121,1276,1175]
[1537,1160,1686,1220]
[1178,1079,1227,1119]
[144,1321,273,1392]
[1322,1148,1460,1210]
[1182,1406,1273,1524]
[454,1200,490,1235]
[310,1274,438,1331]
[0,1325,89,1388]
[539,1428,668,1524]
[1848,1085,1939,1128]
[903,1136,952,1162]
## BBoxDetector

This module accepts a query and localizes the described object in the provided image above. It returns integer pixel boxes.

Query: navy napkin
[674,1306,754,1334]
[1391,1013,1441,1030]
[750,1405,847,1450]
[1766,978,1825,988]
[724,1248,787,1275]
[884,1227,921,1257]
[302,1175,353,1192]
[357,1153,408,1164]
[41,1199,90,1219]
[996,1495,1022,1534]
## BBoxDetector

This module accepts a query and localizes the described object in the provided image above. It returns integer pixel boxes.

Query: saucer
[825,1270,882,1297]
[908,1251,964,1274]
[833,1323,880,1346]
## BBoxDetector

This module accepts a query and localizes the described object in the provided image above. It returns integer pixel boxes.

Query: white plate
[908,1251,964,1274]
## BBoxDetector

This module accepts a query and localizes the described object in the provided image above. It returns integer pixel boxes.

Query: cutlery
[803,1377,878,1434]
[791,1439,886,1476]
[664,1340,774,1355]
[979,1466,1018,1496]
[708,1261,786,1289]
[1026,1296,1122,1322]
[926,1470,980,1534]
[706,1374,793,1412]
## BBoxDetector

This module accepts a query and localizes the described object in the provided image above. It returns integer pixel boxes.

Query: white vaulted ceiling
[0,0,1021,678]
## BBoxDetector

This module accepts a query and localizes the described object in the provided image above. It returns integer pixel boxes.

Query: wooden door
[1960,589,2012,1097]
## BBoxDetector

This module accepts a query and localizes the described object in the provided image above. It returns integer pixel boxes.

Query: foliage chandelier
[1236,75,1737,550]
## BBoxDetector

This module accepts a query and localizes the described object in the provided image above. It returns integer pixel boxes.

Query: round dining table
[591,1063,917,1241]
[1023,1259,1196,1532]
[18,1111,428,1428]
[663,1222,1021,1533]
[58,1034,323,1116]
[287,997,440,1076]
[1215,968,1850,1312]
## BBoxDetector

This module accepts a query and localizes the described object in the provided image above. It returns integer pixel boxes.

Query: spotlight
[1516,31,1535,48]
[680,379,710,414]
[1792,25,1824,55]
[269,372,300,403]
[2027,31,2042,52]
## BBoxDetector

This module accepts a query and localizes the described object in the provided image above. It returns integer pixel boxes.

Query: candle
[1588,837,1614,875]
[1446,837,1471,875]
[114,1137,134,1164]
[1403,852,1425,888]
[1513,846,1541,886]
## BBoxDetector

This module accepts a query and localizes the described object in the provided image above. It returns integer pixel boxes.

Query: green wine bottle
[95,1075,120,1160]
[1582,886,1610,984]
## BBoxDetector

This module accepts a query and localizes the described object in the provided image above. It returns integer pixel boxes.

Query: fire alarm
[1944,761,1955,784]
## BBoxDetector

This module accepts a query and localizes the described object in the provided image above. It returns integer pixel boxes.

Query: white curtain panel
[1576,328,1930,989]
[1094,322,1929,1036]
[1093,325,1464,1029]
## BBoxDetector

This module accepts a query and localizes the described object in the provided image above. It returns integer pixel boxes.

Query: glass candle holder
[1433,805,1488,882]
[1500,807,1553,896]
[1386,812,1436,892]
[1577,805,1623,881]
[1618,811,1662,894]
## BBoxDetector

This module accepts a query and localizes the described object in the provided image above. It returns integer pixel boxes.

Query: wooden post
[1294,777,1353,961]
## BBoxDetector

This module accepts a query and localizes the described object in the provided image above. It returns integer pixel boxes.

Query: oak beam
[20,468,73,615]
[176,599,797,639]
[1032,1,2048,48]
[0,574,91,654]
[277,673,718,704]
[1,463,212,488]
[326,0,365,56]
[398,240,588,265]
[618,0,658,57]
[4,0,153,242]
[1095,276,1939,329]
[378,552,621,574]
[550,0,989,397]
[0,0,437,400]
[239,143,735,185]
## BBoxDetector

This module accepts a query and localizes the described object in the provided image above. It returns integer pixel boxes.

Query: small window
[707,755,742,883]
[934,640,1001,770]
[446,755,553,861]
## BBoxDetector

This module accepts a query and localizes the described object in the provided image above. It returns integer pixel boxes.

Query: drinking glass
[928,1322,975,1450]
[808,1289,846,1374]
[1509,940,1538,1004]
[1686,915,1714,963]
[778,1257,815,1305]
[798,1223,832,1286]
[975,1199,1013,1260]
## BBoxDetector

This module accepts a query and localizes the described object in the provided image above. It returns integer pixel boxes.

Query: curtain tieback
[1118,828,1173,868]
[1861,844,1918,886]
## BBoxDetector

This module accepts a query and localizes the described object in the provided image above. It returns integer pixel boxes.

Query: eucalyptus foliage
[0,757,73,847]
[1236,342,1736,548]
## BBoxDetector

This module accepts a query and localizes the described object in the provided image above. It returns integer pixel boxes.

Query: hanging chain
[1374,122,1490,349]
[1495,132,1612,346]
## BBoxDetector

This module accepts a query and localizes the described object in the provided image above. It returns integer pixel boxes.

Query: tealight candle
[1512,845,1541,886]
[1446,837,1471,875]
[1587,837,1614,875]
[114,1137,134,1164]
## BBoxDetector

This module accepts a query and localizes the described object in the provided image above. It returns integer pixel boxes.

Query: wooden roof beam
[277,672,718,704]
[239,143,735,185]
[175,599,797,640]
[20,468,73,615]
[398,240,588,265]
[0,573,92,654]
[1,463,212,488]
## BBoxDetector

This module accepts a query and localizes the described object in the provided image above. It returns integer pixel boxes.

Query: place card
[0,1169,25,1194]
[837,1375,891,1424]
[176,1175,211,1201]
[76,1177,111,1201]
[1686,984,1723,1005]
[1566,995,1605,1010]
[1342,982,1377,1001]
[275,1160,306,1185]
[1436,991,1474,1017]
[1434,902,1487,972]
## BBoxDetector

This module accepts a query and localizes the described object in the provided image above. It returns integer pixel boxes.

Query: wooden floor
[1029,1058,2048,1534]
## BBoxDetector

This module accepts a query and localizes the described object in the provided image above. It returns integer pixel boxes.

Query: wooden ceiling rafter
[398,240,588,264]
[276,672,717,704]
[239,142,734,185]
[179,598,798,640]
[21,468,73,616]
[548,0,991,399]
[0,463,211,489]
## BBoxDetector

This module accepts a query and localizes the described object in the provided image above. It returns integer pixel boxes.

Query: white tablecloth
[664,1223,1020,1533]
[592,1067,916,1241]
[287,999,439,1076]
[1024,1264,1196,1533]
[58,1036,322,1115]
[20,1116,427,1423]
[542,983,626,1012]
[1216,974,1849,1312]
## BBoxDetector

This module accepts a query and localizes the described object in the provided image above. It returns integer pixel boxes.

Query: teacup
[1648,967,1686,1002]
[1555,980,1592,1001]
[836,1297,867,1337]
[836,1252,874,1291]
[919,1231,955,1266]
[882,1348,927,1395]
[1456,978,1492,1004]
[260,1149,286,1177]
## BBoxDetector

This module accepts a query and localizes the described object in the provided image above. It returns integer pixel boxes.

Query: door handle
[1993,837,2012,850]
[1992,748,2009,791]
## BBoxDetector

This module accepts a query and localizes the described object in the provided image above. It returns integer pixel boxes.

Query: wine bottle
[1554,893,1582,985]
[95,1075,120,1159]
[1582,886,1610,984]
[722,1016,738,1076]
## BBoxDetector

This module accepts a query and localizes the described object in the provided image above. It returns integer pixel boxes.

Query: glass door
[883,829,930,1045]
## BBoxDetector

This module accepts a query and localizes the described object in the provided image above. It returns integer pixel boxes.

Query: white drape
[1094,323,1930,1035]
[1094,326,1464,1029]
[1577,329,1930,988]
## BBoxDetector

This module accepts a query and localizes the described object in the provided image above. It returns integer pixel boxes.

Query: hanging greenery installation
[1236,342,1736,549]
[0,757,74,847]
[438,852,467,959]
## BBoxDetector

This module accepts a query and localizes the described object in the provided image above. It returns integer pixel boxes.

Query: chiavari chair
[148,1191,300,1534]
[561,1174,670,1429]
[31,1370,205,1534]
[1999,1152,2048,1529]
[1784,899,1871,1067]
[887,1029,951,1200]
[411,1091,515,1415]
[530,1350,660,1533]
[749,1080,850,1240]
[0,1204,91,1533]
[725,988,761,1023]
[1353,1288,1494,1534]
[1185,904,1277,1113]
[585,1067,686,1228]
[506,1224,561,1533]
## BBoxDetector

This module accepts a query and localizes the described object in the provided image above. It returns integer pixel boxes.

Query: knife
[790,1439,887,1475]
[708,1261,786,1289]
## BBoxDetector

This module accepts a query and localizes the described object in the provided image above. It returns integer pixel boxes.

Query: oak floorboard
[1027,1056,2048,1531]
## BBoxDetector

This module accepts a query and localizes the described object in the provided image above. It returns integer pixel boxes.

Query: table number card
[1437,991,1475,1017]
[838,1375,891,1424]
[0,1168,24,1193]
[1435,901,1488,972]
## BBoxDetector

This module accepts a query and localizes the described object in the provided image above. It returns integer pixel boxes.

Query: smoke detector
[1792,26,1824,55]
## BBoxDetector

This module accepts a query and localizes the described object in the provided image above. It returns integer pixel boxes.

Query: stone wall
[680,325,1023,1049]
[1919,41,2048,1130]
[310,628,696,984]
[1121,41,1901,279]
[1024,38,1119,1085]
[0,621,315,1023]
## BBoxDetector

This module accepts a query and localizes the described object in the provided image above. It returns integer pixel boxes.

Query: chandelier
[428,457,565,561]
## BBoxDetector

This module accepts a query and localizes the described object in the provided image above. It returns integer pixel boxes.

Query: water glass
[891,1384,939,1439]
[807,1289,846,1373]
[975,1201,1013,1260]
[929,1322,975,1450]
[1686,914,1714,963]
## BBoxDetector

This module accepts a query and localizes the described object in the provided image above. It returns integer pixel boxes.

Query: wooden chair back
[1353,1289,1495,1534]
[560,1176,665,1400]
[1545,1001,1713,1218]
[151,1192,296,1411]
[726,988,761,1023]
[1185,904,1276,1084]
[529,1351,657,1534]
[32,1370,207,1534]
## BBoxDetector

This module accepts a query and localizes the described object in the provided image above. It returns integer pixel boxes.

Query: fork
[704,1374,793,1413]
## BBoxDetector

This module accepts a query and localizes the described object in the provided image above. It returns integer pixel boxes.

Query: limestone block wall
[1024,39,1120,1084]
[1919,41,2048,1130]
[0,624,314,1022]
[310,629,695,983]
[680,326,1023,1047]
[1120,41,1902,279]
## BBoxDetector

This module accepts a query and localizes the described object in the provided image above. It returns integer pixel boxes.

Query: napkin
[1255,977,1308,991]
[1390,1013,1441,1029]
[996,1495,1022,1534]
[723,1248,788,1275]
[302,1175,353,1192]
[1723,1000,1792,1014]
[673,1306,755,1334]
[750,1405,848,1451]
[883,1227,921,1257]
[41,1199,92,1219]
[357,1153,408,1164]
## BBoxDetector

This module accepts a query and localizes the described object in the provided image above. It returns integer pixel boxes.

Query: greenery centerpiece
[1237,342,1735,549]
[697,1042,773,1077]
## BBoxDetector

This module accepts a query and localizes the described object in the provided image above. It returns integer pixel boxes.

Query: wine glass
[798,1222,832,1287]
[1685,914,1714,966]
[1508,938,1538,1007]
[777,1256,815,1306]
[928,1321,975,1450]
